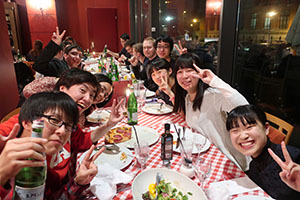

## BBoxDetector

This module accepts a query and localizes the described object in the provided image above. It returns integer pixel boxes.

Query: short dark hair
[124,40,135,48]
[18,91,79,136]
[120,33,130,40]
[94,73,114,108]
[155,35,174,52]
[226,104,266,131]
[147,58,171,78]
[54,68,99,99]
[64,44,83,54]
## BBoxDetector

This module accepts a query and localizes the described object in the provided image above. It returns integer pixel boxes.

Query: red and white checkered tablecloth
[82,112,270,200]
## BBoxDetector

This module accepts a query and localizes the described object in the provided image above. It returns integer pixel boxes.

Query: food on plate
[105,126,132,144]
[120,152,128,162]
[142,179,192,200]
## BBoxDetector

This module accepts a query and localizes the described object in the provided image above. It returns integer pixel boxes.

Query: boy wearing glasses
[33,27,84,77]
[0,92,104,199]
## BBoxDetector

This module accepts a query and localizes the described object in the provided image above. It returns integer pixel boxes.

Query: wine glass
[134,142,149,170]
[195,159,211,188]
[193,133,207,162]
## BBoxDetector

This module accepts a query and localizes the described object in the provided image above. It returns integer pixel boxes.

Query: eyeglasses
[157,45,170,50]
[42,115,74,132]
[69,51,83,59]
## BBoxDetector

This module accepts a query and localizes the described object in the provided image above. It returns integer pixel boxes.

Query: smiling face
[143,40,156,60]
[176,67,199,94]
[151,68,171,87]
[229,119,269,158]
[59,83,96,114]
[156,41,171,61]
[94,81,113,104]
[64,48,83,68]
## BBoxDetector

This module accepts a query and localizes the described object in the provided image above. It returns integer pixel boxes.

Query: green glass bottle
[13,120,47,200]
[127,91,138,125]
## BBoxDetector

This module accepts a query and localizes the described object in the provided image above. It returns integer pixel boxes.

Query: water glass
[134,142,149,170]
[193,133,207,160]
[180,137,194,165]
[195,159,211,188]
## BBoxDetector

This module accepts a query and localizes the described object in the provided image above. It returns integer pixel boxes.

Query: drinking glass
[117,96,127,116]
[193,133,207,161]
[134,142,149,170]
[195,159,211,188]
[180,137,194,165]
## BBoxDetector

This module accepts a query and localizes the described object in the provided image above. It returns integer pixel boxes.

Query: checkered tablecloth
[82,112,270,200]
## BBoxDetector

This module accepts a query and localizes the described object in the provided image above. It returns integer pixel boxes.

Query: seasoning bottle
[161,123,173,167]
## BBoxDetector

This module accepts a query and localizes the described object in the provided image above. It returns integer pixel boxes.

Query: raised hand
[175,40,188,55]
[0,137,47,186]
[74,145,104,185]
[0,123,20,152]
[268,141,300,192]
[51,27,66,46]
[191,63,215,85]
[107,99,125,127]
[128,55,139,66]
[159,72,174,98]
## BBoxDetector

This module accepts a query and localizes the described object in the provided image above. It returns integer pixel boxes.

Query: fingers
[60,30,66,38]
[91,147,105,162]
[268,148,286,170]
[178,40,183,49]
[82,145,96,163]
[174,45,181,53]
[7,123,20,140]
[193,63,203,74]
[281,141,292,163]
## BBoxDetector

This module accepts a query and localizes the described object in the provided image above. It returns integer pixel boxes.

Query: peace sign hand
[51,27,66,46]
[74,145,105,186]
[268,141,300,192]
[175,40,188,55]
[191,63,215,85]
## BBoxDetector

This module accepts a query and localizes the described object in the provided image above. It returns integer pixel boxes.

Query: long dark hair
[95,73,113,108]
[173,53,211,114]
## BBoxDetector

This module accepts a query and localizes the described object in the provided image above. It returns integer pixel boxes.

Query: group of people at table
[0,26,300,199]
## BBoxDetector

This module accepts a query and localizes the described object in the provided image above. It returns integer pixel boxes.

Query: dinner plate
[170,126,211,154]
[234,195,273,200]
[78,144,133,170]
[142,103,173,115]
[140,89,156,98]
[120,126,159,149]
[87,110,110,124]
[132,168,207,200]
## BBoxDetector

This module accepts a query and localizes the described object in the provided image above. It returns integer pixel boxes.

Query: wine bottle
[13,120,47,200]
[111,57,119,81]
[127,91,138,125]
[161,123,173,167]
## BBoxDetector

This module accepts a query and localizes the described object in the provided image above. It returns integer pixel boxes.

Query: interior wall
[55,0,130,51]
[0,1,19,119]
[25,0,57,48]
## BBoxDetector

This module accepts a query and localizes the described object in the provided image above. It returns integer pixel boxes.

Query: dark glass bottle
[13,120,47,200]
[161,123,173,166]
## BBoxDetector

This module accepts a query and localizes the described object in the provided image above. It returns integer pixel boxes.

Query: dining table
[79,108,271,200]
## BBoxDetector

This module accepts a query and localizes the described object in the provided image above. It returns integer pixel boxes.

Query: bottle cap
[164,123,170,130]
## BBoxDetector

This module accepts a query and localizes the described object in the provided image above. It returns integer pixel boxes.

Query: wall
[0,1,19,119]
[55,0,130,52]
[25,0,57,47]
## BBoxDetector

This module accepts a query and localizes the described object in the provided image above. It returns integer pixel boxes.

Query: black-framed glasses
[42,115,74,132]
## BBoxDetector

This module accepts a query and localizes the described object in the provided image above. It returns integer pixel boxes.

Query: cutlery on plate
[182,126,186,141]
[157,102,164,112]
[155,172,162,200]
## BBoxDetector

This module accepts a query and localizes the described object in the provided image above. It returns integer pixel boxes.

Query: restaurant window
[279,10,289,29]
[264,17,271,30]
[233,0,300,148]
[251,13,257,30]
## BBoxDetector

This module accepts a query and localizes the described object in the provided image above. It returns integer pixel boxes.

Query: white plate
[78,144,133,170]
[141,90,156,98]
[119,126,159,149]
[132,168,207,200]
[234,195,273,200]
[171,127,211,154]
[142,103,173,115]
[87,110,110,123]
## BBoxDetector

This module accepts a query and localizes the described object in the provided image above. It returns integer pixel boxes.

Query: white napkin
[206,176,260,199]
[89,163,133,200]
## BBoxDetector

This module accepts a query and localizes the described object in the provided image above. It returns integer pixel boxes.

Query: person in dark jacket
[33,27,83,77]
[226,105,300,200]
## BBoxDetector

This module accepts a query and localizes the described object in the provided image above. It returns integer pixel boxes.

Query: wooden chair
[0,107,21,123]
[265,112,294,144]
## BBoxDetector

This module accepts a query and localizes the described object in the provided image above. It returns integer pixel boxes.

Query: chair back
[265,112,294,144]
[0,107,21,123]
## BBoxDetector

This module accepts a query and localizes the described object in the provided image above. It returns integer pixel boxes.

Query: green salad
[142,179,192,200]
